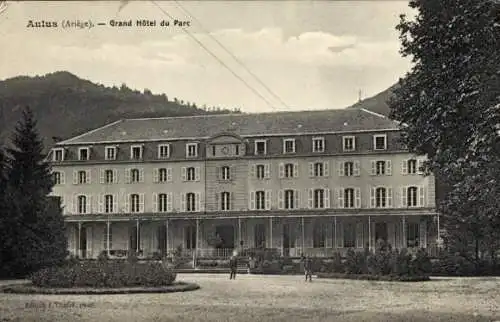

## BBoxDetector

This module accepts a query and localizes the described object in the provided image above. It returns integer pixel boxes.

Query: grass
[0,274,499,321]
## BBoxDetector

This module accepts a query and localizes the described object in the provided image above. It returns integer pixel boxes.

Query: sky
[0,1,415,113]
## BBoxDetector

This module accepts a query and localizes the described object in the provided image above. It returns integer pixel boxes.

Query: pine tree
[389,0,500,263]
[4,107,67,276]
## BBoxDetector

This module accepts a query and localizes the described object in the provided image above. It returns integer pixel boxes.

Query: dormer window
[254,140,267,155]
[186,143,198,157]
[343,136,356,152]
[312,137,324,153]
[158,144,170,159]
[130,145,143,160]
[78,147,90,161]
[373,134,387,151]
[52,148,65,162]
[283,138,296,154]
[105,146,117,160]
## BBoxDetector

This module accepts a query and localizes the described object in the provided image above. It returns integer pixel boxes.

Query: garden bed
[0,281,200,294]
[316,272,430,282]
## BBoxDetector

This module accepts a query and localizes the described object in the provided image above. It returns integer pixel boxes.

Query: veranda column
[368,216,372,251]
[136,219,140,253]
[238,217,242,248]
[195,218,199,265]
[165,219,169,256]
[106,220,111,257]
[269,217,273,248]
[333,216,337,249]
[437,213,441,246]
[301,217,305,254]
[78,222,82,258]
[402,216,406,249]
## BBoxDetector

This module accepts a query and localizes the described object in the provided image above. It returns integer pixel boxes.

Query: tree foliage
[389,0,500,260]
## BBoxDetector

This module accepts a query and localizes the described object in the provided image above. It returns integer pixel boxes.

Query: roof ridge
[56,120,124,145]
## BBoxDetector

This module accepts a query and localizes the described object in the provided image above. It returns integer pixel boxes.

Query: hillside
[346,84,399,116]
[0,71,239,148]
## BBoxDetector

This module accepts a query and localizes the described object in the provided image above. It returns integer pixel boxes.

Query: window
[103,225,112,250]
[105,194,114,213]
[185,226,197,249]
[309,162,329,177]
[406,222,420,248]
[105,170,114,184]
[130,194,140,213]
[158,193,169,212]
[283,138,296,154]
[343,136,355,152]
[371,160,392,176]
[186,143,198,157]
[254,140,267,155]
[343,223,356,248]
[78,170,87,184]
[338,161,359,176]
[256,164,266,179]
[344,162,354,176]
[77,195,87,214]
[158,144,170,159]
[407,159,417,174]
[279,163,297,178]
[314,162,323,177]
[376,187,386,208]
[130,168,140,183]
[312,137,325,153]
[220,192,231,211]
[235,144,239,155]
[221,166,231,180]
[130,145,143,160]
[313,222,326,248]
[212,146,216,156]
[52,148,64,162]
[187,167,196,181]
[373,134,387,150]
[53,171,63,185]
[407,186,418,207]
[284,189,295,209]
[78,147,89,161]
[158,168,168,182]
[314,189,325,209]
[186,192,196,212]
[344,188,355,208]
[403,159,423,175]
[256,191,265,210]
[105,146,116,160]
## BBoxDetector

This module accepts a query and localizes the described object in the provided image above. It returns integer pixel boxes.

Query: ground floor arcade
[65,212,441,259]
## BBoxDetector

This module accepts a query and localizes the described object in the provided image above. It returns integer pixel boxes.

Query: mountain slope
[346,84,399,116]
[0,71,239,148]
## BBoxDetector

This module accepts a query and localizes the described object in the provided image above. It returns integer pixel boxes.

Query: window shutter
[293,163,299,178]
[139,169,145,182]
[152,193,158,212]
[370,187,375,208]
[387,187,393,208]
[370,161,376,175]
[279,163,285,178]
[98,194,104,213]
[353,161,360,176]
[85,170,91,184]
[336,222,344,248]
[401,187,407,207]
[139,193,145,213]
[338,162,344,176]
[419,220,427,248]
[230,165,235,180]
[265,190,272,210]
[278,190,284,209]
[196,192,202,211]
[250,165,256,178]
[264,164,270,178]
[230,192,235,211]
[294,190,300,209]
[323,161,329,177]
[86,226,93,254]
[249,191,256,210]
[153,169,159,183]
[113,169,118,183]
[356,222,364,248]
[337,188,344,208]
[308,162,314,177]
[419,186,426,207]
[87,195,92,214]
[167,193,173,212]
[386,160,392,176]
[308,188,313,209]
[60,172,66,184]
[417,159,424,174]
[195,167,201,181]
[166,168,173,182]
[355,188,361,208]
[124,194,130,213]
[125,168,131,184]
[324,188,331,208]
[181,167,187,181]
[73,171,78,185]
[100,169,105,184]
[112,194,118,213]
[401,160,408,175]
[181,193,186,212]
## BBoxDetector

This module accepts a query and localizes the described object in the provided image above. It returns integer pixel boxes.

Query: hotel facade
[48,108,439,260]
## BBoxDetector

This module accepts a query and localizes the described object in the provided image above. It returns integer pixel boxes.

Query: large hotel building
[48,108,439,259]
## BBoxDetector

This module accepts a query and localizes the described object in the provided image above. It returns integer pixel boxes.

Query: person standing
[229,255,238,280]
[304,256,313,282]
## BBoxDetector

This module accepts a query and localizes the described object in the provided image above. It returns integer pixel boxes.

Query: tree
[3,107,67,277]
[389,0,500,263]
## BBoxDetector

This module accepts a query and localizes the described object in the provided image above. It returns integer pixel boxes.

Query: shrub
[344,249,368,274]
[31,260,176,288]
[316,272,430,282]
[412,248,432,276]
[367,241,393,276]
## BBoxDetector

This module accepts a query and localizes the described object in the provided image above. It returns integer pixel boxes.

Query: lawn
[0,274,499,321]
